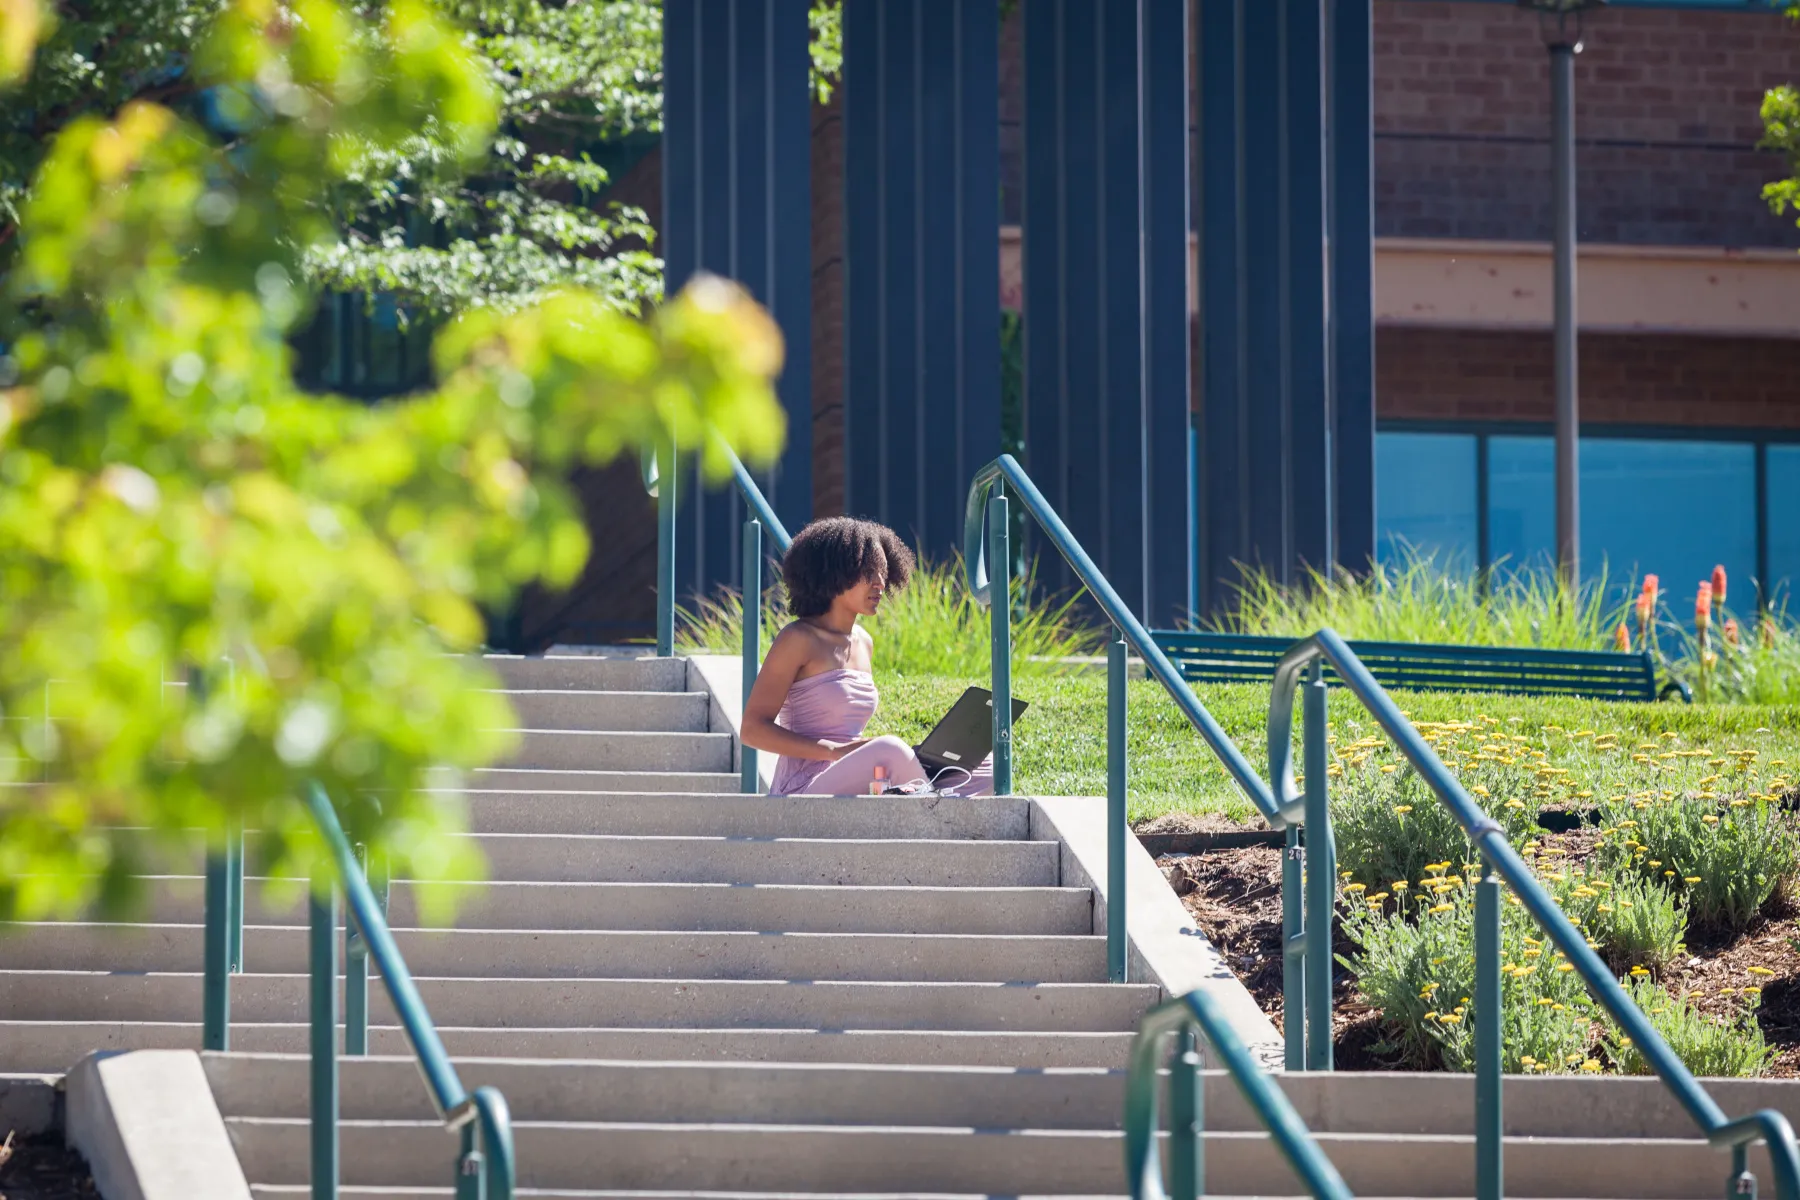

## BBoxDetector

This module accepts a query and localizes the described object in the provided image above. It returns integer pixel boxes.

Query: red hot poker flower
[1615,624,1631,653]
[1712,565,1728,609]
[1725,618,1741,647]
[1695,582,1712,630]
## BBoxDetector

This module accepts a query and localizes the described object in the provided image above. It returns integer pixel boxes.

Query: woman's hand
[820,738,869,761]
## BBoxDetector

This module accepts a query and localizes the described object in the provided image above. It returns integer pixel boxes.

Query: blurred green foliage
[0,0,785,917]
[1,0,844,316]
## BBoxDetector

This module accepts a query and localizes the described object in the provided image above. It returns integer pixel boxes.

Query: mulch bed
[0,1132,96,1200]
[1152,819,1800,1077]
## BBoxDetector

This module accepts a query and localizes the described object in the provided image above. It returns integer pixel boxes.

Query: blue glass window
[1581,439,1754,608]
[1375,432,1478,568]
[1771,445,1800,609]
[1487,434,1755,605]
[1488,435,1554,573]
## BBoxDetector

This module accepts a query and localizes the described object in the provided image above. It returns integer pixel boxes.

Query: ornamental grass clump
[1594,785,1800,934]
[1329,719,1540,891]
[1598,976,1775,1079]
[1340,868,1597,1072]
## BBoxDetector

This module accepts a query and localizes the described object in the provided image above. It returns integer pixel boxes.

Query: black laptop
[913,686,1029,776]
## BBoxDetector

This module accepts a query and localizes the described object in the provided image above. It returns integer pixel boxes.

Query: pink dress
[766,669,993,797]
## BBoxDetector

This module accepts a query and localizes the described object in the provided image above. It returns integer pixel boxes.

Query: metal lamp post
[1519,0,1601,591]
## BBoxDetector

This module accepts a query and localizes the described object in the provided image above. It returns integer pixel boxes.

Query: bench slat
[1150,631,1667,702]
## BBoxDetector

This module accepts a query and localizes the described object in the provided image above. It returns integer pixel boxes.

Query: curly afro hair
[782,517,916,618]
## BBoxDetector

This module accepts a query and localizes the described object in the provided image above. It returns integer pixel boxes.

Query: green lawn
[870,672,1800,824]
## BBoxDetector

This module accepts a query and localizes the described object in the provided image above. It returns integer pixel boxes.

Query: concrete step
[496,691,711,733]
[505,731,733,774]
[483,657,688,693]
[437,793,1033,840]
[120,878,1095,935]
[3,924,1108,983]
[252,1191,1129,1200]
[0,1022,1133,1072]
[460,769,739,794]
[459,835,1059,887]
[0,973,1157,1032]
[223,1120,1769,1197]
[205,1055,1128,1130]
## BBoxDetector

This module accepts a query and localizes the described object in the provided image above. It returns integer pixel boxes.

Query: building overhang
[998,226,1800,339]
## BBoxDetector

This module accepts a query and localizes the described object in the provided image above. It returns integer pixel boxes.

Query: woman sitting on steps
[742,516,993,797]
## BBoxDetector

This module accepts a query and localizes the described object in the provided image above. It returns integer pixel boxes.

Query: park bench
[1150,631,1692,703]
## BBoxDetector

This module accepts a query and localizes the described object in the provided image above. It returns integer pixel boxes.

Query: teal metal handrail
[1267,628,1800,1200]
[961,455,1283,981]
[202,785,515,1200]
[644,434,790,792]
[1127,993,1352,1200]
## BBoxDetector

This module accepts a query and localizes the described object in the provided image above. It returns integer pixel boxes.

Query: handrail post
[656,439,676,658]
[228,816,244,973]
[203,843,231,1052]
[310,860,340,1200]
[1303,662,1334,1071]
[987,489,1013,796]
[456,1124,482,1200]
[1282,825,1305,1071]
[1107,628,1128,983]
[1476,848,1504,1200]
[741,518,762,794]
[1169,1028,1203,1200]
[345,844,370,1057]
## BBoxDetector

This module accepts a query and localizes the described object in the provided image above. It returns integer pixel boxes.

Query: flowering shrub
[1529,850,1688,973]
[1329,721,1539,892]
[1340,868,1599,1072]
[1599,976,1775,1079]
[1593,785,1800,933]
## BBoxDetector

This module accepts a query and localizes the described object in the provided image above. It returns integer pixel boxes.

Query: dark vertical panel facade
[1196,0,1353,614]
[1023,0,1190,623]
[1197,0,1247,615]
[663,0,812,600]
[1241,0,1290,582]
[1140,0,1192,626]
[1331,0,1377,569]
[843,0,1001,555]
[1287,0,1331,573]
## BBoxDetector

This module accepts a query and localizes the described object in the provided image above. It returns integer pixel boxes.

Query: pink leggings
[801,735,994,797]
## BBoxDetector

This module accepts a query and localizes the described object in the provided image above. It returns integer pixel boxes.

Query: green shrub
[1530,855,1688,974]
[1329,724,1540,893]
[1594,789,1800,933]
[676,557,1100,677]
[1340,872,1598,1073]
[1599,976,1775,1079]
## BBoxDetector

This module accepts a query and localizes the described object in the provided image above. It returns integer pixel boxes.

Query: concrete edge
[1029,797,1285,1071]
[66,1050,252,1200]
[686,654,774,792]
[0,1072,60,1135]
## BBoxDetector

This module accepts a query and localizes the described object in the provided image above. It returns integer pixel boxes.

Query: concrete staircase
[7,653,1799,1197]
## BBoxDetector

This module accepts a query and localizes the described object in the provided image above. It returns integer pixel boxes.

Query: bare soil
[1158,829,1800,1076]
[0,1132,95,1200]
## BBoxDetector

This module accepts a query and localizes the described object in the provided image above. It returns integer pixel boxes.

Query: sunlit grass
[871,673,1800,823]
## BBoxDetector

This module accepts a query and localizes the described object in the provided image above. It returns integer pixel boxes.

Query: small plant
[1594,789,1800,934]
[1340,870,1598,1072]
[1599,975,1775,1079]
[1329,722,1542,892]
[1531,855,1688,974]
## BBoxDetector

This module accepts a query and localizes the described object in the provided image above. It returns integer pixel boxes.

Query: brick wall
[1377,327,1800,430]
[1375,1,1800,247]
